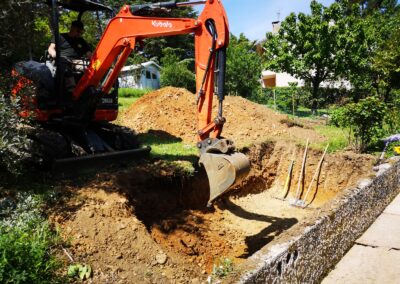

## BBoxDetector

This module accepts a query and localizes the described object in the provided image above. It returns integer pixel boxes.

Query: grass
[266,105,332,119]
[118,88,152,111]
[118,97,140,110]
[138,131,198,174]
[118,88,152,98]
[314,125,350,153]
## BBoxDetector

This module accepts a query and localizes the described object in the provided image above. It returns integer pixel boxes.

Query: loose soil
[49,88,376,283]
[120,87,326,148]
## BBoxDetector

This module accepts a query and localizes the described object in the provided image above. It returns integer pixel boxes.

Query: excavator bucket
[199,152,250,206]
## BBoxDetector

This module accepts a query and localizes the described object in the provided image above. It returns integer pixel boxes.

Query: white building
[119,61,161,89]
[261,70,303,88]
[262,20,351,90]
[261,70,351,89]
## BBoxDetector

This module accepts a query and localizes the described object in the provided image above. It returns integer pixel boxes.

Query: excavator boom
[11,0,250,204]
[68,0,250,204]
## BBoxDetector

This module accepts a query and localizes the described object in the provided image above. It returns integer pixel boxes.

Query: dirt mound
[120,87,325,147]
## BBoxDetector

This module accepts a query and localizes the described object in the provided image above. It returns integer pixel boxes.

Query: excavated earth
[49,87,376,283]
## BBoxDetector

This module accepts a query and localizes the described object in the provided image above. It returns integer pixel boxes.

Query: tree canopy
[263,1,350,113]
[0,0,198,67]
[226,34,262,97]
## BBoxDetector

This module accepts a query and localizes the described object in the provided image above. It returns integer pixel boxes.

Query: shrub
[160,48,196,93]
[0,72,34,175]
[160,63,196,93]
[251,87,304,113]
[0,193,62,284]
[330,96,387,152]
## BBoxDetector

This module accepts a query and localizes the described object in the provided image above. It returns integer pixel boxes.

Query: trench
[113,140,375,273]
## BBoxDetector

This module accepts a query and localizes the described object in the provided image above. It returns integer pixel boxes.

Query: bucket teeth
[199,152,250,206]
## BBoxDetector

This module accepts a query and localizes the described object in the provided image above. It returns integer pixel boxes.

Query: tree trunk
[311,81,320,115]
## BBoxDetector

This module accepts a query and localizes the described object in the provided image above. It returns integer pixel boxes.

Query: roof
[261,70,276,79]
[46,0,112,12]
[121,61,162,72]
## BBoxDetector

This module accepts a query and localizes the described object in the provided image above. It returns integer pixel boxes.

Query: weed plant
[0,192,63,284]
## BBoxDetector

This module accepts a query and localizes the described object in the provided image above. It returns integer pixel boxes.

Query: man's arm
[48,43,56,59]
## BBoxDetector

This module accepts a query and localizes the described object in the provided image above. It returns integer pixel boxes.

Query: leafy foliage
[330,96,387,152]
[226,34,262,97]
[0,72,34,175]
[263,1,349,113]
[0,192,62,284]
[211,257,234,280]
[0,0,50,65]
[68,264,92,280]
[104,0,197,64]
[160,48,196,92]
[253,86,304,113]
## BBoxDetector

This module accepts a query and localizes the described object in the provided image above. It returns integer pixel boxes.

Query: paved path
[322,193,400,284]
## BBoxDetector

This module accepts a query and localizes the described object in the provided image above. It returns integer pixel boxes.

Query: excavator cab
[45,0,115,108]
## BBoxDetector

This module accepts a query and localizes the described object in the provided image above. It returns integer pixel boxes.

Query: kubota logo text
[152,20,173,28]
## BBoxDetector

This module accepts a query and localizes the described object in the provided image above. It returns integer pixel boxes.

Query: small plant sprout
[211,257,234,281]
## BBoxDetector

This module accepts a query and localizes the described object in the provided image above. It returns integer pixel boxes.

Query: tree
[0,0,50,66]
[263,1,349,113]
[104,0,197,64]
[160,47,195,92]
[226,34,262,97]
[347,0,397,14]
[334,0,399,101]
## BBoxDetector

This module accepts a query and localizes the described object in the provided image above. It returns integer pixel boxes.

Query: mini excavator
[12,0,250,205]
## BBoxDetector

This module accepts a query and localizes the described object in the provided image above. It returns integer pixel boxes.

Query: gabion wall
[234,158,400,284]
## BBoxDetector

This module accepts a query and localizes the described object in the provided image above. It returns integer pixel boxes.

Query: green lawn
[138,131,198,174]
[265,105,350,152]
[314,125,350,153]
[269,105,332,119]
[118,97,139,110]
[117,88,152,110]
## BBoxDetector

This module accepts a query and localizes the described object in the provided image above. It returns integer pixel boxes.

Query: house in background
[261,70,303,88]
[262,20,351,90]
[119,61,161,89]
[261,70,351,89]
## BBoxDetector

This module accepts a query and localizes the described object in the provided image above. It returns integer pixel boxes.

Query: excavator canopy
[46,0,113,12]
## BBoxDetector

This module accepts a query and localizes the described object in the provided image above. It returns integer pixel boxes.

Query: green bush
[160,63,196,93]
[0,72,34,175]
[330,96,387,152]
[251,86,349,114]
[160,48,196,93]
[251,87,303,112]
[384,89,400,134]
[0,193,62,284]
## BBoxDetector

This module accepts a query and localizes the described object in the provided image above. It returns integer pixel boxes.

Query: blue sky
[196,0,336,41]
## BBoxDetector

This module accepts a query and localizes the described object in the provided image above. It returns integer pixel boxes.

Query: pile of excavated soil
[48,87,376,283]
[120,87,326,147]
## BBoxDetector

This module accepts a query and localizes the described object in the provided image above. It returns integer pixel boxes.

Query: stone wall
[234,158,400,284]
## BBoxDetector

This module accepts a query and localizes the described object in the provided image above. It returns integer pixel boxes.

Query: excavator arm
[73,0,250,205]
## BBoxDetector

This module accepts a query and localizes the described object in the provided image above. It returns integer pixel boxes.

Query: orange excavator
[12,0,250,205]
